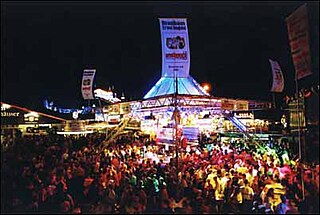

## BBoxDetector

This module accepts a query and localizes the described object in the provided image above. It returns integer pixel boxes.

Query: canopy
[144,76,209,99]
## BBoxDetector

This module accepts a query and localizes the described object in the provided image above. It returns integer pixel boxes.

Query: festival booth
[1,102,65,137]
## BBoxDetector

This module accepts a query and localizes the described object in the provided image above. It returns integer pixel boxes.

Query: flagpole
[295,76,302,161]
[295,72,305,201]
[174,70,179,176]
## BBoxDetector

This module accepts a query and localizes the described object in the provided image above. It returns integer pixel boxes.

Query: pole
[98,98,108,141]
[295,81,302,161]
[170,70,180,181]
[272,93,276,109]
[174,72,179,175]
[295,73,305,200]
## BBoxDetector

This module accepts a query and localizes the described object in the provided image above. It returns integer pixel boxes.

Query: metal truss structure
[129,94,272,114]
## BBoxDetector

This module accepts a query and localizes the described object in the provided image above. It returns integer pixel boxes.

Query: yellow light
[30,112,39,117]
[201,83,211,92]
[1,103,11,110]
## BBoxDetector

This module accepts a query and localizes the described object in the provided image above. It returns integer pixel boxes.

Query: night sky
[1,1,319,109]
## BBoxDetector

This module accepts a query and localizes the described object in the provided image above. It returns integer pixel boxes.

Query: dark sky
[1,1,319,109]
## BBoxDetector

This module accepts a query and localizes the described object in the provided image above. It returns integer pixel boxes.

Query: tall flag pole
[285,3,311,201]
[159,17,189,174]
[269,59,285,108]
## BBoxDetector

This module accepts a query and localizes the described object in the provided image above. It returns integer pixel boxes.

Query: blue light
[144,76,210,99]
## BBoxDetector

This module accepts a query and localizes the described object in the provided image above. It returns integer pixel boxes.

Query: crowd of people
[1,132,319,214]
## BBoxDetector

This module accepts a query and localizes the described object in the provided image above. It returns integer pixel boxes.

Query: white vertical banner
[81,69,96,100]
[159,18,190,78]
[269,59,284,93]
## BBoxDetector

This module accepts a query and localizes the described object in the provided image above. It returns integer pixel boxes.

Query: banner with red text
[286,4,312,80]
[81,69,96,100]
[159,18,190,78]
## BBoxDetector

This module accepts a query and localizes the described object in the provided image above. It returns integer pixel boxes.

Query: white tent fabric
[143,76,209,99]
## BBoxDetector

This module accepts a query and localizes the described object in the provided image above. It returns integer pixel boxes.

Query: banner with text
[269,59,284,93]
[81,69,96,100]
[159,18,190,78]
[286,4,312,80]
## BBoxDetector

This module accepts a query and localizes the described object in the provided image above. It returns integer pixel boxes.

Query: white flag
[269,59,284,93]
[81,69,96,100]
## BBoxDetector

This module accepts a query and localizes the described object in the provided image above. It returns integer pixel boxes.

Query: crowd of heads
[1,131,319,214]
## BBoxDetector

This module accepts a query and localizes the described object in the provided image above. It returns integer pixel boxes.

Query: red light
[304,91,312,98]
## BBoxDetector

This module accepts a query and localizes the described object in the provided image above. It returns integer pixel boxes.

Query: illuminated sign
[1,103,20,117]
[1,103,11,111]
[157,127,174,143]
[64,120,86,132]
[120,102,131,114]
[141,120,156,134]
[94,89,121,103]
[108,115,121,124]
[234,112,254,119]
[1,112,20,117]
[160,18,190,78]
[235,101,249,111]
[24,112,39,123]
[72,111,79,120]
[221,100,235,110]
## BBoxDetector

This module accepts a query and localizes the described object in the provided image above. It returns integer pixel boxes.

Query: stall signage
[1,111,20,117]
[234,112,254,119]
[221,100,235,110]
[24,112,39,123]
[1,109,24,125]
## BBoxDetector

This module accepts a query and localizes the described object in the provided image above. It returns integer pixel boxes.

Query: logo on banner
[83,79,91,86]
[166,36,185,49]
[165,52,188,60]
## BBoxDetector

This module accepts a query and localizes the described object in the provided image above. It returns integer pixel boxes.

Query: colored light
[201,83,211,92]
[1,103,11,110]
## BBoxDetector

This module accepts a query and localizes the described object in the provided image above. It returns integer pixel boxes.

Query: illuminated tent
[144,76,209,99]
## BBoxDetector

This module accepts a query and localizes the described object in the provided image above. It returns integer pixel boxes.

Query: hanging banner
[269,59,284,93]
[81,69,96,100]
[159,18,190,78]
[286,4,312,80]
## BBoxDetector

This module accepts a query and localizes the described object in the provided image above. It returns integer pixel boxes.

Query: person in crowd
[275,194,288,214]
[241,179,255,213]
